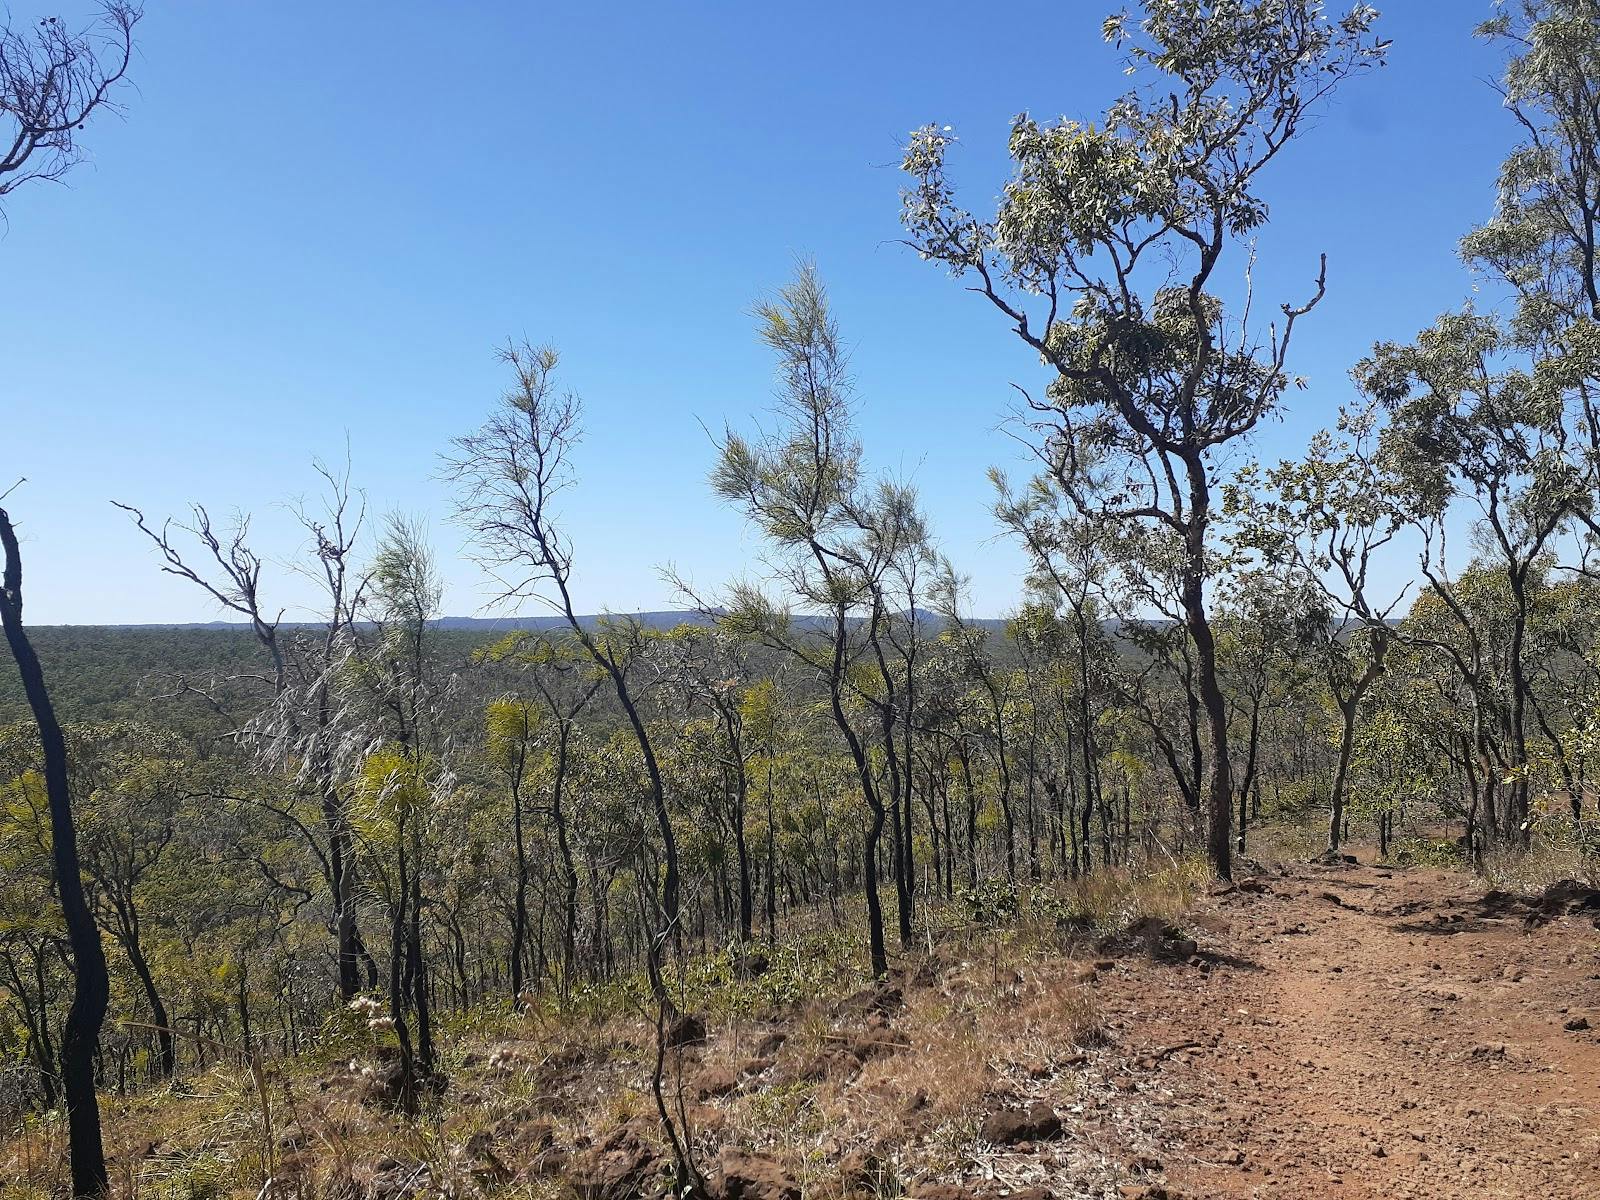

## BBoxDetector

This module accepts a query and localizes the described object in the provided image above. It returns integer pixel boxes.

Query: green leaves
[903,3,1387,700]
[1354,301,1586,549]
[1467,2,1600,343]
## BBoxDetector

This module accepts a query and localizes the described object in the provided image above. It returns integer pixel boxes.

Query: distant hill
[87,608,1015,635]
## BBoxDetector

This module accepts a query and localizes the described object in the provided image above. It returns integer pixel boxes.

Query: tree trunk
[0,510,110,1198]
[327,804,362,1001]
[123,927,173,1080]
[408,868,433,1075]
[1328,644,1386,853]
[764,763,777,941]
[731,754,753,943]
[1181,514,1233,882]
[509,747,529,1003]
[552,734,580,996]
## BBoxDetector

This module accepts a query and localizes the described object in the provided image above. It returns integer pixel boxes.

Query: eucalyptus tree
[851,500,935,948]
[900,0,1385,878]
[0,726,70,1109]
[446,345,697,1188]
[662,714,735,946]
[1524,571,1600,817]
[1007,607,1056,873]
[880,546,937,942]
[992,484,1117,871]
[933,574,1022,883]
[1353,2,1600,845]
[706,263,925,977]
[445,353,683,1010]
[1229,409,1409,852]
[358,515,449,1101]
[1391,568,1509,848]
[1212,569,1319,853]
[570,727,654,980]
[1349,690,1450,858]
[906,641,961,895]
[1103,536,1206,822]
[0,9,141,1185]
[73,723,191,1081]
[1359,313,1583,845]
[654,624,761,944]
[737,675,788,940]
[258,472,375,1000]
[1467,1,1600,357]
[911,637,983,891]
[1383,560,1586,847]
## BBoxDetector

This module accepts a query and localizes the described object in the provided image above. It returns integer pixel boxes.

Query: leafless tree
[0,2,139,209]
[116,462,381,1002]
[0,9,139,1192]
[112,503,286,693]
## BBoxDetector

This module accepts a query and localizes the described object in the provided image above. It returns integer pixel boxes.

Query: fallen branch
[1137,1040,1203,1068]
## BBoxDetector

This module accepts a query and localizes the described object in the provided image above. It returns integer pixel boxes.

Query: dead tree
[0,2,139,206]
[115,463,378,1002]
[0,8,138,1191]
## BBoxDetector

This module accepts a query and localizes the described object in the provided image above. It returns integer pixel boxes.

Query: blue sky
[3,1,1509,625]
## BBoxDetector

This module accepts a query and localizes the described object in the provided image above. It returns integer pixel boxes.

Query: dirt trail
[1081,858,1600,1199]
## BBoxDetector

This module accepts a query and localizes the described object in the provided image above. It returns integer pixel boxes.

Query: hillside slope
[7,854,1598,1199]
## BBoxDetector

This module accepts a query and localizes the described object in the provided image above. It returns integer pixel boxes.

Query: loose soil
[1059,857,1600,1199]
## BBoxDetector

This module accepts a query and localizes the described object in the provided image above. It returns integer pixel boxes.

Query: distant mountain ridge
[50,609,1014,633]
[67,611,719,633]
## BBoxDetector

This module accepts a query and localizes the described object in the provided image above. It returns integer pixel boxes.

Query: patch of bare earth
[1089,858,1600,1200]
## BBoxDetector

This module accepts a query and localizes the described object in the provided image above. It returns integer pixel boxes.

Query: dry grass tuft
[1245,820,1329,865]
[1479,835,1600,892]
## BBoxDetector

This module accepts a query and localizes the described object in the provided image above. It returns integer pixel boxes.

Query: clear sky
[2,1,1509,625]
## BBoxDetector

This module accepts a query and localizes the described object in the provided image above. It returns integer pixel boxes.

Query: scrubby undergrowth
[1,859,1210,1200]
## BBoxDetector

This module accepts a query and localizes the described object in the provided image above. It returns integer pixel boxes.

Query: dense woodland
[6,1,1600,1196]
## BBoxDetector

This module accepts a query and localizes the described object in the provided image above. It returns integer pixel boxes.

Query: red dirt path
[1082,858,1600,1199]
